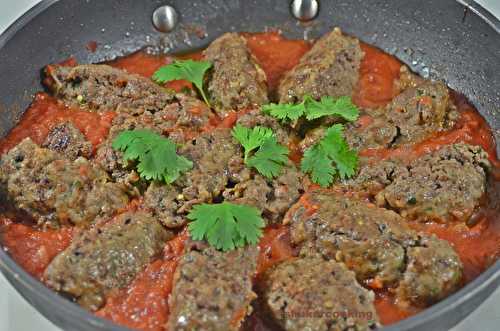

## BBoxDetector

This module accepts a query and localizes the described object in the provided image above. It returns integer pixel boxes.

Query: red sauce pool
[0,218,74,279]
[0,31,498,330]
[0,93,115,154]
[96,232,187,331]
[353,43,403,109]
[244,32,312,92]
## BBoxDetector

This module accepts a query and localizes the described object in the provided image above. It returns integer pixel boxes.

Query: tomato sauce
[244,32,312,92]
[0,93,115,154]
[256,225,295,276]
[96,232,187,331]
[0,218,73,279]
[0,31,499,330]
[107,51,202,93]
[353,43,403,109]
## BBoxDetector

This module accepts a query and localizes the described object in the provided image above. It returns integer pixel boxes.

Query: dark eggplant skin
[0,1,498,331]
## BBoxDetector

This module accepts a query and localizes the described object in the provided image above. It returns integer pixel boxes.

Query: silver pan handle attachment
[291,0,319,21]
[152,5,179,33]
[151,1,319,33]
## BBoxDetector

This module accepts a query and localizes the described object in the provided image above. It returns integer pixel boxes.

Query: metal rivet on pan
[152,5,179,33]
[291,0,319,21]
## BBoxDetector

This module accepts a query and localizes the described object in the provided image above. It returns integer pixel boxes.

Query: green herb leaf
[152,59,213,106]
[112,129,192,184]
[262,95,359,122]
[232,124,289,179]
[305,96,359,121]
[187,202,265,251]
[262,102,306,121]
[247,136,289,179]
[300,124,358,187]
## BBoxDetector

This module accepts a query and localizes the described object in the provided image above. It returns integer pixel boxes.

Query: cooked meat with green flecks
[384,81,458,146]
[0,138,129,229]
[286,191,463,306]
[301,81,459,152]
[204,33,268,115]
[166,241,258,331]
[278,28,363,103]
[347,143,490,223]
[94,94,212,189]
[44,211,172,311]
[42,122,92,160]
[223,163,304,224]
[260,256,379,331]
[44,64,176,114]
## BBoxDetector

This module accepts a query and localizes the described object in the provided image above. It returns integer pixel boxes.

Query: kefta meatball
[44,211,172,311]
[44,64,176,114]
[301,81,459,153]
[346,143,490,224]
[0,138,129,229]
[286,191,463,306]
[166,241,258,331]
[204,33,268,115]
[278,27,363,103]
[94,92,212,189]
[42,122,92,160]
[260,256,379,331]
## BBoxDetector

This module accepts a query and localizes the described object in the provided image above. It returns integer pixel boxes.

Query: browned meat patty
[301,80,459,153]
[44,64,176,114]
[166,241,258,331]
[286,191,463,306]
[260,256,379,331]
[42,122,92,160]
[397,236,464,306]
[385,81,458,145]
[44,211,172,311]
[143,127,303,225]
[204,33,268,115]
[143,182,187,228]
[0,138,129,229]
[343,109,399,150]
[94,93,213,190]
[141,128,242,226]
[347,143,490,223]
[278,28,363,104]
[223,164,304,224]
[178,128,243,203]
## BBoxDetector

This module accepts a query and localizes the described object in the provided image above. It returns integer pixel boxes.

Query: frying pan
[0,1,499,330]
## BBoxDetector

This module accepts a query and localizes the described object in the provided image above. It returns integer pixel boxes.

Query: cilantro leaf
[231,124,273,161]
[232,124,289,179]
[305,96,359,121]
[112,129,192,184]
[300,124,358,187]
[262,102,306,121]
[262,95,359,122]
[301,144,336,188]
[152,59,213,106]
[247,136,289,179]
[187,202,265,251]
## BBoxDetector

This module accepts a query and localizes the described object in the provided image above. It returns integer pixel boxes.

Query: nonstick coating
[0,1,499,330]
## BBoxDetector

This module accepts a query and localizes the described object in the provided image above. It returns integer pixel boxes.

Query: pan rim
[0,1,499,330]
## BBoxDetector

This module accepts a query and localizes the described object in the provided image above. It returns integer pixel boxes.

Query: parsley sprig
[152,59,212,106]
[188,202,265,251]
[112,129,192,184]
[301,124,358,187]
[262,95,359,122]
[232,124,289,179]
